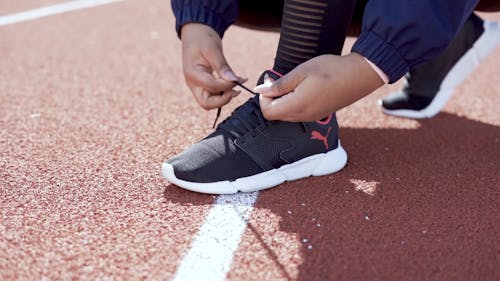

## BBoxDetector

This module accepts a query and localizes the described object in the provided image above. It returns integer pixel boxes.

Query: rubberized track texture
[1,1,499,280]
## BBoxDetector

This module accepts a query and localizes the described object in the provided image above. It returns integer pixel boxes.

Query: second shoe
[380,15,500,119]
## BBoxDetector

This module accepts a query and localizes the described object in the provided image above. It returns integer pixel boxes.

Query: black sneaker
[162,70,347,194]
[381,14,500,119]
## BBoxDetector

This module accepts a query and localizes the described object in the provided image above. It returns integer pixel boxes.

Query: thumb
[205,47,239,82]
[254,68,305,98]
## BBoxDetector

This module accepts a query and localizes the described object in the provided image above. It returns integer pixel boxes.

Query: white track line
[0,0,124,26]
[173,192,258,281]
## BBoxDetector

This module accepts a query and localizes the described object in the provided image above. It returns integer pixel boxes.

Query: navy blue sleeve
[171,0,238,38]
[352,0,479,83]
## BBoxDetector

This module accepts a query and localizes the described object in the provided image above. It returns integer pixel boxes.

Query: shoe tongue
[218,70,282,137]
[257,70,282,85]
[217,95,262,137]
[233,95,260,122]
[228,69,282,133]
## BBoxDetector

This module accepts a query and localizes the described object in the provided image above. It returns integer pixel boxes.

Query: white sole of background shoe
[382,21,500,119]
[162,142,348,194]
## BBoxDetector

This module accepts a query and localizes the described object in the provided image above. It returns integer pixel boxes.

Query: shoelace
[212,82,258,128]
[212,82,269,139]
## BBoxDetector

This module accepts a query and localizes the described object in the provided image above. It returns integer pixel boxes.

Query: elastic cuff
[174,3,233,39]
[352,31,409,83]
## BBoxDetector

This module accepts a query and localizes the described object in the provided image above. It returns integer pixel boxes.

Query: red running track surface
[1,1,499,280]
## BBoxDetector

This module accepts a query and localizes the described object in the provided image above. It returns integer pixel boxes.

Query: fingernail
[232,90,241,97]
[254,81,273,93]
[238,76,249,83]
[223,70,239,82]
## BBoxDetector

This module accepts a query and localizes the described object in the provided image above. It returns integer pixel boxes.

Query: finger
[232,90,242,98]
[254,67,306,98]
[185,65,235,93]
[254,80,278,96]
[259,90,305,121]
[237,76,248,84]
[203,47,239,82]
[188,85,210,109]
[200,90,236,110]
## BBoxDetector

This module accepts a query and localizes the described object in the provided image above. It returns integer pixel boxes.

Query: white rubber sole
[162,142,348,194]
[382,21,500,119]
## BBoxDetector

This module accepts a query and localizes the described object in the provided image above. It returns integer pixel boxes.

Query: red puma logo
[310,114,333,150]
[311,127,332,150]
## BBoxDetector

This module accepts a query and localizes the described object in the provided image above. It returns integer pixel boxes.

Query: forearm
[320,53,383,113]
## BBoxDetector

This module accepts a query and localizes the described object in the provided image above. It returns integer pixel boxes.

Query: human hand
[254,53,384,122]
[181,23,246,110]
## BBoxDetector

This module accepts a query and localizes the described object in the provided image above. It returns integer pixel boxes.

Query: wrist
[180,23,220,41]
[347,52,385,90]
